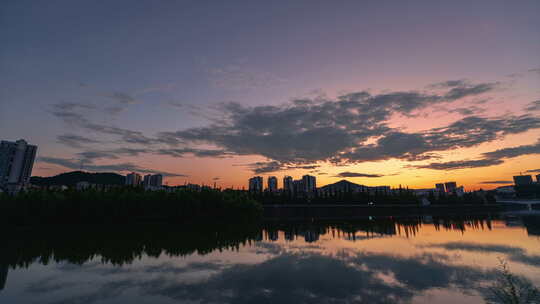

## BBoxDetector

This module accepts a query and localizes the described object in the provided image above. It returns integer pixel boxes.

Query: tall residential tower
[267,176,278,192]
[0,139,37,192]
[249,176,263,192]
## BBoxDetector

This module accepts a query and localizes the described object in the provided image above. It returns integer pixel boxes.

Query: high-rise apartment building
[293,179,303,193]
[536,174,540,183]
[143,174,163,187]
[150,174,163,187]
[143,174,152,187]
[435,183,445,193]
[0,139,37,192]
[283,176,293,192]
[125,172,142,186]
[249,176,263,192]
[268,176,278,192]
[302,175,316,192]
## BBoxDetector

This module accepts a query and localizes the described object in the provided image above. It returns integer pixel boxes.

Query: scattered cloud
[525,100,540,112]
[528,68,540,75]
[243,161,321,174]
[76,148,150,161]
[156,148,232,158]
[51,107,157,145]
[334,172,383,178]
[482,139,540,159]
[168,101,184,108]
[525,169,540,173]
[246,161,285,174]
[53,102,96,111]
[412,159,504,170]
[104,92,137,104]
[56,134,101,148]
[38,156,186,177]
[412,138,540,171]
[104,106,126,115]
[207,64,287,90]
[447,106,485,116]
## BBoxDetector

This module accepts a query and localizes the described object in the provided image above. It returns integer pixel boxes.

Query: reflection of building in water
[254,231,263,242]
[302,230,320,243]
[522,216,540,236]
[503,216,524,227]
[284,230,295,241]
[266,230,279,241]
[0,264,7,290]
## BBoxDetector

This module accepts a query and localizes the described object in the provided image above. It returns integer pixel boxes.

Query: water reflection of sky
[1,215,539,304]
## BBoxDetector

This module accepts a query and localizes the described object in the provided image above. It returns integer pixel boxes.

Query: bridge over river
[497,198,540,211]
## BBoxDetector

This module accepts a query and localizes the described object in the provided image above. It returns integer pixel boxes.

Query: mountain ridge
[30,171,125,186]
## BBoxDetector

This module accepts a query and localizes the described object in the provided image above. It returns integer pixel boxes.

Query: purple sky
[1,0,539,189]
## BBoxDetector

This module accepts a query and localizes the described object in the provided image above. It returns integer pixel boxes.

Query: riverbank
[262,203,526,219]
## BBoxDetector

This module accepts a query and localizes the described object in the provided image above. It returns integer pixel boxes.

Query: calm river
[1,213,539,303]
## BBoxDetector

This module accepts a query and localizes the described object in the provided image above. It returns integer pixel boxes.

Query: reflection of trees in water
[0,222,262,269]
[432,215,493,233]
[264,214,499,242]
[0,214,531,271]
[0,264,7,291]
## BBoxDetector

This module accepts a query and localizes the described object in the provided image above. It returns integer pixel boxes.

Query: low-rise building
[514,175,533,185]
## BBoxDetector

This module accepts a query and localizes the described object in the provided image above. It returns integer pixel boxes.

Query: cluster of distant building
[414,182,465,197]
[248,175,469,199]
[249,175,397,197]
[125,172,163,190]
[248,175,317,193]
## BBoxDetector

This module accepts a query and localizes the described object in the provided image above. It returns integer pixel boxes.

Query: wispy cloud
[412,138,540,170]
[525,100,540,112]
[104,92,137,104]
[334,172,384,178]
[412,159,504,170]
[56,134,102,148]
[38,156,186,177]
[528,68,540,75]
[207,64,287,90]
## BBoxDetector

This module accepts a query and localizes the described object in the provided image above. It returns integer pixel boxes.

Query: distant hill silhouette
[320,180,366,192]
[30,171,125,186]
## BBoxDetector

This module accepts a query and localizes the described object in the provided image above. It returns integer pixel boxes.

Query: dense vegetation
[0,188,262,225]
[30,171,125,186]
[252,188,494,205]
[426,191,496,205]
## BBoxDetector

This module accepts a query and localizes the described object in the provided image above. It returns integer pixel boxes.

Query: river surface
[1,213,539,303]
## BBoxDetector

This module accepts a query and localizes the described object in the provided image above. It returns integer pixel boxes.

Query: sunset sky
[1,0,539,190]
